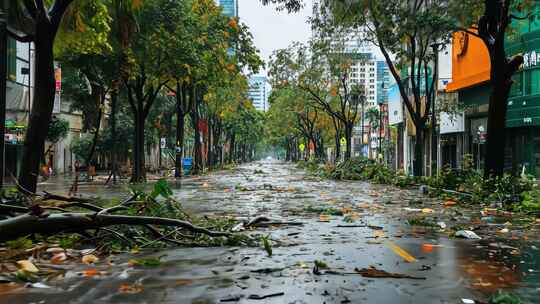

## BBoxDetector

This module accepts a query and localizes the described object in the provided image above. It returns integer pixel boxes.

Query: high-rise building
[248,76,269,112]
[348,53,378,107]
[219,0,238,18]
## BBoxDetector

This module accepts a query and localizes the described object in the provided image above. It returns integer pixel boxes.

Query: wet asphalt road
[5,160,540,304]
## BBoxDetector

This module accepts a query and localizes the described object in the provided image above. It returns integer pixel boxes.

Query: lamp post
[430,43,441,176]
[360,95,366,158]
[378,80,386,162]
[350,89,359,157]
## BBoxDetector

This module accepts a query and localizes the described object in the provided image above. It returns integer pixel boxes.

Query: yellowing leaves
[229,18,239,31]
[17,260,39,273]
[330,86,338,97]
[226,64,236,72]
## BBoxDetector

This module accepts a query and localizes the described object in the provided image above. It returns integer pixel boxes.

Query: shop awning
[445,71,490,92]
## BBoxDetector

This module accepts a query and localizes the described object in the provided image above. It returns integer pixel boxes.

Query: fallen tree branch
[0,213,231,241]
[42,191,97,203]
[97,194,138,215]
[0,203,29,214]
[52,202,103,212]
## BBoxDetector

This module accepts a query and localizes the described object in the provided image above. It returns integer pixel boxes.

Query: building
[248,76,269,111]
[444,29,491,172]
[349,53,387,158]
[218,0,238,18]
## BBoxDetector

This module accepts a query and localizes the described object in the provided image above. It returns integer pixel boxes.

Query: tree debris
[354,267,426,280]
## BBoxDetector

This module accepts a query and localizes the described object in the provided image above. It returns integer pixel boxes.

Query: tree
[7,0,110,192]
[451,0,529,177]
[269,37,362,161]
[120,0,182,182]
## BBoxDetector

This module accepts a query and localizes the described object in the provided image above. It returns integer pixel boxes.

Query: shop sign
[523,50,540,69]
[160,138,166,149]
[440,112,465,134]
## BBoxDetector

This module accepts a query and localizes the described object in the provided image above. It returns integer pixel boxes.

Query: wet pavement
[4,160,540,303]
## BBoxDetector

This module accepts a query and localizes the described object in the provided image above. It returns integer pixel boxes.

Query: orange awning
[445,71,490,92]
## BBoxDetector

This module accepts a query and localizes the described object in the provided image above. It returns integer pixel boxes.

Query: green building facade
[505,8,540,176]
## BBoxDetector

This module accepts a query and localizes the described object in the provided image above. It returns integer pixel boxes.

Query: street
[4,160,539,303]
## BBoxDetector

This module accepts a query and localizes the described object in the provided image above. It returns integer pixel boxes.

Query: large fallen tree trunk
[0,212,230,242]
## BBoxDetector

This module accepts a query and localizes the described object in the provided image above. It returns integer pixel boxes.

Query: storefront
[505,15,540,176]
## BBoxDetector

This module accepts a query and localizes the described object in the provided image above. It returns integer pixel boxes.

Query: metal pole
[431,44,439,176]
[0,12,7,188]
[379,104,383,161]
[361,97,365,157]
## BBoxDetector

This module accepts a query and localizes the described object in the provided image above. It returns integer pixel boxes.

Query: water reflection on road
[9,160,540,303]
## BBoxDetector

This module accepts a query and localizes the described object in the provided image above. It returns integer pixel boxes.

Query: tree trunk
[84,90,104,167]
[19,32,55,193]
[344,124,352,160]
[131,105,146,183]
[484,42,515,177]
[229,133,235,163]
[413,123,425,176]
[175,107,185,178]
[191,108,201,175]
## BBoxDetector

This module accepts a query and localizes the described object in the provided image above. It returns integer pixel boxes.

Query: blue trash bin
[183,157,193,174]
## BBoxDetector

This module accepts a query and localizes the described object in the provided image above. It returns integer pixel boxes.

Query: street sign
[299,143,305,152]
[340,137,346,145]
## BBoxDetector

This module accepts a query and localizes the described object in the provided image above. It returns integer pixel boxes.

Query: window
[526,69,540,95]
[370,79,374,83]
[370,85,375,89]
[370,68,375,72]
[511,72,523,97]
[370,73,375,77]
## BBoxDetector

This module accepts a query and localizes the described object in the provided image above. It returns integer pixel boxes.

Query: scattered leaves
[82,254,99,265]
[16,260,39,273]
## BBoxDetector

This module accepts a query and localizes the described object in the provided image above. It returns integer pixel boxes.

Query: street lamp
[377,80,386,162]
[430,42,442,176]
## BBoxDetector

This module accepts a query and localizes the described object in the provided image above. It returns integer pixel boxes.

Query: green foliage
[515,191,540,213]
[489,290,523,304]
[47,117,69,143]
[70,134,95,163]
[316,156,538,211]
[128,257,163,267]
[314,260,328,269]
[261,234,272,257]
[58,235,81,249]
[150,179,173,200]
[6,236,33,250]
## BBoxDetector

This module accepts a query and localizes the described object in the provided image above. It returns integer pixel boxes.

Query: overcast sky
[239,0,313,77]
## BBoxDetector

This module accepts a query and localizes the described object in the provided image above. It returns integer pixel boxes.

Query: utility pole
[431,44,440,176]
[0,11,7,189]
[360,95,365,158]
